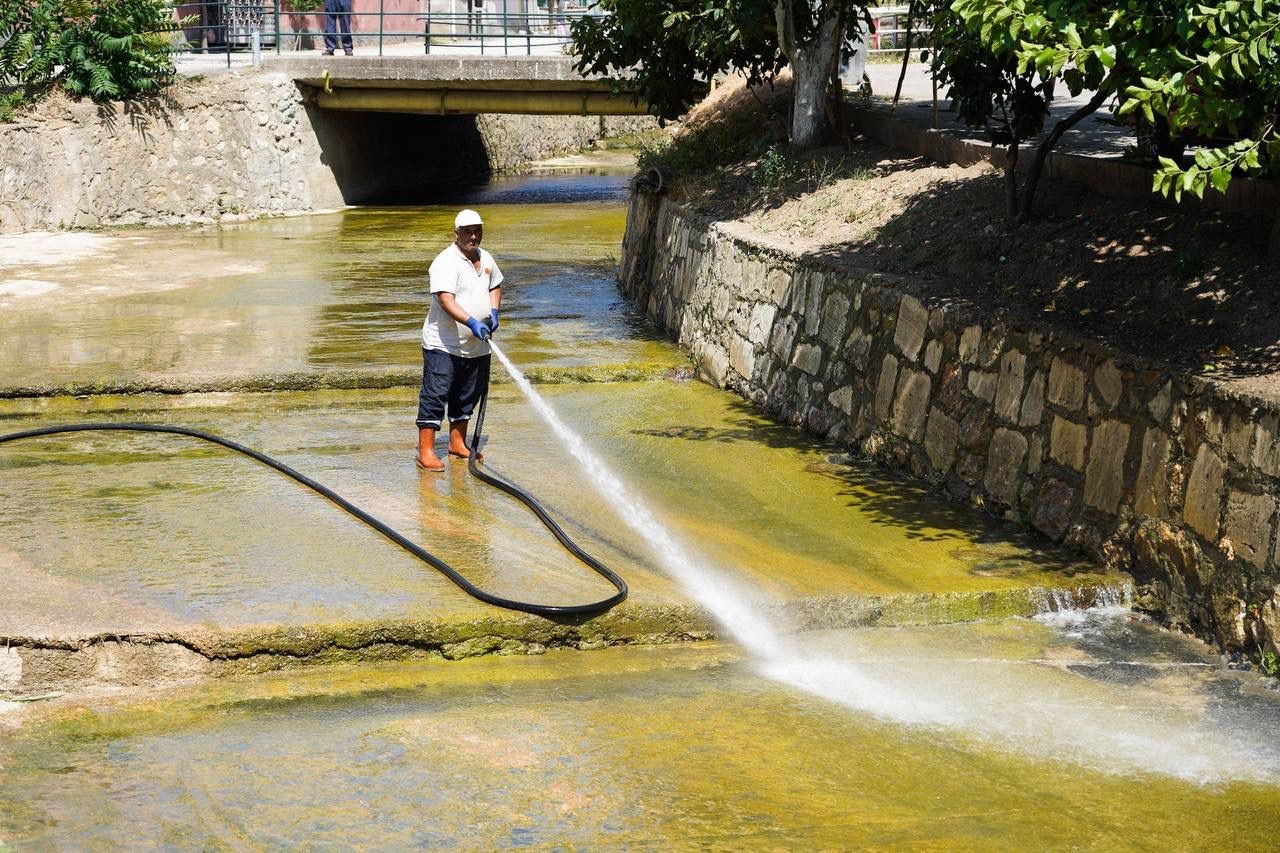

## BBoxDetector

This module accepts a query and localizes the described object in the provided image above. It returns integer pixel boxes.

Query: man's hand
[465,316,492,341]
[488,309,500,334]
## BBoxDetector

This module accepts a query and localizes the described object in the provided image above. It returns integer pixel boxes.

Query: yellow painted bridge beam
[315,87,648,116]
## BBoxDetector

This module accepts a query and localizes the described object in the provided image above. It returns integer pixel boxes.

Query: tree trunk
[776,0,845,149]
[1018,81,1113,223]
[1004,142,1019,219]
[892,0,916,114]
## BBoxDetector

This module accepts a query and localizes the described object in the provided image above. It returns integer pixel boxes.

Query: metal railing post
[425,2,431,54]
[275,0,281,54]
[379,0,385,56]
[502,0,508,55]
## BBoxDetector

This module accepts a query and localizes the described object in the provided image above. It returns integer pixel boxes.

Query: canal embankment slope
[620,79,1280,667]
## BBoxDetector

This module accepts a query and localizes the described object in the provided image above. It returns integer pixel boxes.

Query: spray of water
[490,343,1279,785]
[490,343,784,659]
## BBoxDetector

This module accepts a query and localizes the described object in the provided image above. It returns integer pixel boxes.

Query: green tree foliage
[572,0,866,148]
[571,0,784,122]
[935,0,1130,221]
[0,0,182,119]
[933,0,1279,246]
[1116,2,1279,206]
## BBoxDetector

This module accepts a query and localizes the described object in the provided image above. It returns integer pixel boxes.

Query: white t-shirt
[422,244,504,358]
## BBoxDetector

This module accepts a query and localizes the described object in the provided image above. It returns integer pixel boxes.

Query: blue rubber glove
[465,316,491,341]
[488,309,500,334]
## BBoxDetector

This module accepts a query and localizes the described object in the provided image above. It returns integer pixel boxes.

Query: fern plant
[0,0,183,119]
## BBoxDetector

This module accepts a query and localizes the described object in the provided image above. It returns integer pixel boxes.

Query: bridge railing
[172,1,600,66]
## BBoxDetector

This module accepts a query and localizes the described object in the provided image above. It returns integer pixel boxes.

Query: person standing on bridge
[416,209,503,472]
[322,0,354,56]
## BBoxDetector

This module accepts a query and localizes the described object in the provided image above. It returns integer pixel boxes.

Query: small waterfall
[1034,581,1135,615]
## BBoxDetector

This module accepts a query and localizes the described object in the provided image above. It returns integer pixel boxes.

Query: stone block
[959,408,993,452]
[1132,518,1208,608]
[924,340,943,374]
[1183,445,1227,541]
[729,335,756,379]
[769,314,799,360]
[985,428,1028,506]
[1251,413,1280,478]
[994,350,1027,423]
[1032,479,1077,540]
[1027,435,1043,475]
[791,343,823,376]
[804,274,825,336]
[1094,359,1123,409]
[967,370,997,403]
[1225,412,1254,463]
[956,452,984,485]
[894,295,929,361]
[819,293,851,348]
[1084,420,1130,514]
[976,328,1006,368]
[1019,371,1046,427]
[892,369,932,441]
[924,407,960,472]
[748,302,778,346]
[1224,491,1276,569]
[695,344,730,388]
[959,325,982,363]
[845,327,871,370]
[828,385,854,416]
[1148,381,1173,421]
[874,354,899,422]
[764,268,791,303]
[1134,428,1172,517]
[1049,416,1087,472]
[1047,358,1085,411]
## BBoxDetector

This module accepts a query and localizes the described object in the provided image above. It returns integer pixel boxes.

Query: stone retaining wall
[0,72,654,233]
[621,192,1280,664]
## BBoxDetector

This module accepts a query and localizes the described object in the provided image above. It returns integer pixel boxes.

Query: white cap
[454,209,483,228]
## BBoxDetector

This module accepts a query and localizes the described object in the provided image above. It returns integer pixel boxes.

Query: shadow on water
[636,395,1086,574]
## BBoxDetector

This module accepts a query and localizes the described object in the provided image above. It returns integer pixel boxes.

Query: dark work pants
[416,349,491,430]
[323,0,353,51]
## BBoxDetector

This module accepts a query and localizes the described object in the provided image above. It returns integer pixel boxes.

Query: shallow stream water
[3,615,1280,848]
[2,169,1279,846]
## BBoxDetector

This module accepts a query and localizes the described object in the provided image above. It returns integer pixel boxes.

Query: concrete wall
[621,192,1280,663]
[0,71,655,233]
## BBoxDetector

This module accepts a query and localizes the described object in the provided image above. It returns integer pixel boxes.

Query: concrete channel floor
[1,381,1118,659]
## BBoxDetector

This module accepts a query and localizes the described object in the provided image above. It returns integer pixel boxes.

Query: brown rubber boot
[447,420,482,460]
[416,427,445,471]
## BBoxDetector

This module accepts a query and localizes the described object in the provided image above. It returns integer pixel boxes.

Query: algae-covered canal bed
[3,616,1280,848]
[2,170,1278,845]
[0,382,1110,637]
[0,173,682,393]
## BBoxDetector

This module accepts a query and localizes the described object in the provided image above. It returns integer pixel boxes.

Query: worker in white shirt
[416,208,502,472]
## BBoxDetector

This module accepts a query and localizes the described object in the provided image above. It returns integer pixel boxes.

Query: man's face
[455,224,483,253]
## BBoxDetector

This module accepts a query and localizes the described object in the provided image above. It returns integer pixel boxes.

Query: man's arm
[436,292,472,324]
[489,286,502,311]
[437,292,491,340]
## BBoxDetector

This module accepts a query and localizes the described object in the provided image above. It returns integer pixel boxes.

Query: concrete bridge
[265,55,649,116]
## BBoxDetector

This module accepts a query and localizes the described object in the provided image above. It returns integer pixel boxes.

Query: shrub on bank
[0,0,182,121]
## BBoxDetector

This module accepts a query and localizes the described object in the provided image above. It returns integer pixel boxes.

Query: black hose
[0,413,628,620]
